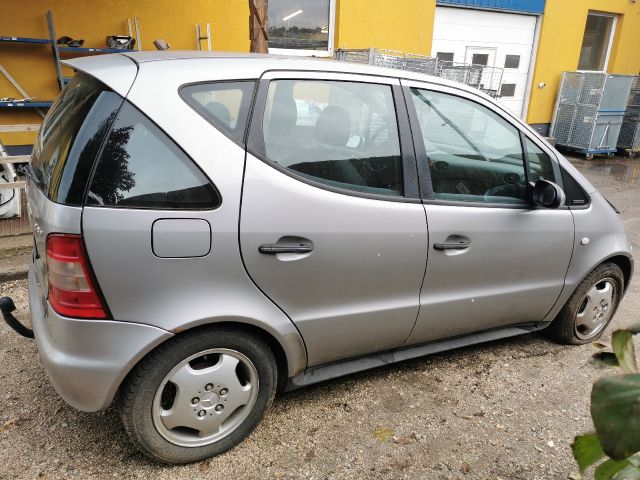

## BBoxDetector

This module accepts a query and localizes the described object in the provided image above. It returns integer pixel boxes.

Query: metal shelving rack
[0,10,128,113]
[46,10,125,90]
[0,36,54,110]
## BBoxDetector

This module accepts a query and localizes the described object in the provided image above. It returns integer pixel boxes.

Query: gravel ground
[1,156,639,480]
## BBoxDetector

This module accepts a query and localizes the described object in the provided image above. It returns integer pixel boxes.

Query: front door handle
[433,241,470,251]
[258,243,314,254]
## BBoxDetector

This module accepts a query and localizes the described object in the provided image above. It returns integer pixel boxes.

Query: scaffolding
[334,48,504,98]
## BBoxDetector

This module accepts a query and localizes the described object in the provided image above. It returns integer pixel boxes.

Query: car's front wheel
[119,327,277,464]
[544,262,624,345]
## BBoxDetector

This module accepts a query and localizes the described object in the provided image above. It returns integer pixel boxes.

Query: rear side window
[260,80,404,197]
[31,73,122,205]
[86,102,220,210]
[181,81,255,144]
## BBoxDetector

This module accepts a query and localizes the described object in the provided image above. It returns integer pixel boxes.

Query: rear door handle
[433,241,470,251]
[258,243,314,254]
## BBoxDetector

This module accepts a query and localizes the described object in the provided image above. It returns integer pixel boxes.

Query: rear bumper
[29,264,173,411]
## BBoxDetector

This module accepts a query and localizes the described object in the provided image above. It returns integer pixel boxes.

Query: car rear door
[401,79,575,345]
[240,71,428,367]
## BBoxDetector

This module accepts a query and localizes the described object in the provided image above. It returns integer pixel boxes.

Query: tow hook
[0,297,34,338]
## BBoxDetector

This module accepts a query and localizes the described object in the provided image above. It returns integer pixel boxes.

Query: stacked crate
[334,48,503,98]
[617,76,640,155]
[550,72,635,159]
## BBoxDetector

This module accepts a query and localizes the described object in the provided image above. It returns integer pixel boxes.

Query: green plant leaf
[573,434,606,473]
[591,374,640,459]
[592,352,620,369]
[596,459,632,480]
[612,465,640,480]
[612,330,638,374]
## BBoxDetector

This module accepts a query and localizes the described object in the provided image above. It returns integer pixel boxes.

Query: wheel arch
[605,254,633,293]
[542,252,633,326]
[173,321,294,392]
[118,317,306,399]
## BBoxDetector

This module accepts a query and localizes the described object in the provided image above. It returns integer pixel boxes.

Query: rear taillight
[46,234,107,319]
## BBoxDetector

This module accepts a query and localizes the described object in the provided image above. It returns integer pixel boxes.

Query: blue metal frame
[0,37,123,53]
[0,101,53,108]
[436,0,546,14]
[0,36,51,44]
[559,146,617,159]
[57,46,125,53]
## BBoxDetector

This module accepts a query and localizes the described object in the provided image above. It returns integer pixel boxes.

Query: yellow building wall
[0,0,435,147]
[0,0,250,146]
[335,0,434,55]
[528,0,640,125]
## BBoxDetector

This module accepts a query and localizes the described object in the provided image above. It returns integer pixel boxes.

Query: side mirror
[531,179,565,209]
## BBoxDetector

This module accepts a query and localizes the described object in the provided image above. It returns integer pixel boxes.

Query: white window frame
[268,0,336,57]
[577,11,617,73]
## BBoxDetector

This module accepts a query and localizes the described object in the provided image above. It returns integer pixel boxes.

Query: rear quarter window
[86,102,220,210]
[180,81,256,145]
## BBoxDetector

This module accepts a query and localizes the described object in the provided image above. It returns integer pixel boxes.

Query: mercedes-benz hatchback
[22,51,632,464]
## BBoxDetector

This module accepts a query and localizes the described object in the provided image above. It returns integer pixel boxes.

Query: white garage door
[432,6,538,117]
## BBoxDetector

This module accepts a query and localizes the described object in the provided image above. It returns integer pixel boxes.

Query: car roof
[62,50,487,97]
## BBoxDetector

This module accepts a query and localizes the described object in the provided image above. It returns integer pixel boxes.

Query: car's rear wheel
[544,262,624,345]
[119,327,277,464]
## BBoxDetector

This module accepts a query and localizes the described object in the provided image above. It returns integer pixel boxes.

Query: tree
[249,0,268,53]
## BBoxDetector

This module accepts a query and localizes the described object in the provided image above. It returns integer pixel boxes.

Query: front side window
[578,12,616,71]
[87,102,220,210]
[410,88,529,205]
[261,80,403,197]
[181,81,255,144]
[267,0,334,55]
[524,138,555,184]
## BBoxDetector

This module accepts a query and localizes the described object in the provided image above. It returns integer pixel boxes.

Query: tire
[544,262,624,345]
[119,327,277,464]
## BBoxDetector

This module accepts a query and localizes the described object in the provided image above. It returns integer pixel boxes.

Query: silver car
[11,52,634,463]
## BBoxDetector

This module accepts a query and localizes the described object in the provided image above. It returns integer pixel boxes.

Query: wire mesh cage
[617,76,640,151]
[334,48,374,65]
[617,118,640,151]
[372,49,438,76]
[550,72,635,157]
[334,48,503,97]
[629,77,640,108]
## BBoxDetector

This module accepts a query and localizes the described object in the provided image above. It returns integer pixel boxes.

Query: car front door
[401,80,575,345]
[240,71,428,367]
